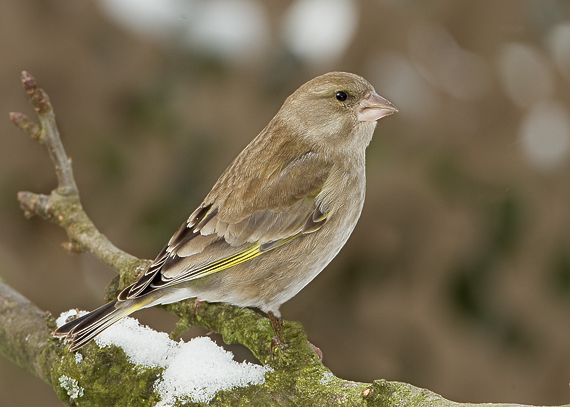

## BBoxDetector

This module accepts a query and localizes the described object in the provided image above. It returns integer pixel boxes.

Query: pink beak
[357,92,398,122]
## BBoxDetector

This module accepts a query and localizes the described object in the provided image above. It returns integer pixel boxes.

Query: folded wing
[120,150,333,300]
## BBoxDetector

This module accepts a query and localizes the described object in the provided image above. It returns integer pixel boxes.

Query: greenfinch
[55,72,397,350]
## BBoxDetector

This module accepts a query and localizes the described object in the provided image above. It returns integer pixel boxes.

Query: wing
[120,149,333,300]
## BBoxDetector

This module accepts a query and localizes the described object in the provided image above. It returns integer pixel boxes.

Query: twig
[20,71,78,195]
[10,71,149,286]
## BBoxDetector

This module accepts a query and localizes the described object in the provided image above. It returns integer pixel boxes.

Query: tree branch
[0,277,54,380]
[1,71,564,406]
[11,71,149,288]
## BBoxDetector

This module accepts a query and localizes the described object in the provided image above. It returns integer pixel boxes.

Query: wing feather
[120,149,333,300]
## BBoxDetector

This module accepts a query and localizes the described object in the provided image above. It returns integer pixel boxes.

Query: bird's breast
[319,159,366,229]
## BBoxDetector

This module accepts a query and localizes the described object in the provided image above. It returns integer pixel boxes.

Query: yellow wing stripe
[175,232,305,282]
[182,244,263,280]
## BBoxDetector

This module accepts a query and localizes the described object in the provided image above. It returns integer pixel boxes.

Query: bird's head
[277,72,397,151]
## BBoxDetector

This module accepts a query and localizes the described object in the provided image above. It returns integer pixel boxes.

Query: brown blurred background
[2,0,570,406]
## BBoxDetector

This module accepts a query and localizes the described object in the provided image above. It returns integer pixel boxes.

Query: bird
[54,71,398,351]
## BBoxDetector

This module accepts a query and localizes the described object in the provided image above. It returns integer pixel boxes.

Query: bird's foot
[308,341,323,361]
[267,311,285,343]
[193,298,204,316]
[267,311,288,358]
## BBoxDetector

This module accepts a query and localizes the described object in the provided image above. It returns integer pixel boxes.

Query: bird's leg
[267,311,322,360]
[193,298,204,316]
[268,311,286,357]
[267,311,285,343]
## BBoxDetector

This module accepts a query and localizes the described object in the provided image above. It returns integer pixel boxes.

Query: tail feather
[54,301,118,337]
[54,300,139,351]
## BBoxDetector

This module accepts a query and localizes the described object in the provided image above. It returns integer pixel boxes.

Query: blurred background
[2,0,570,405]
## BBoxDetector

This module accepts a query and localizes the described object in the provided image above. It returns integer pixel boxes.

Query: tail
[54,299,138,351]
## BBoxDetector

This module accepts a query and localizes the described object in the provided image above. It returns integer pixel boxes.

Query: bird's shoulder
[196,144,333,245]
[205,124,334,222]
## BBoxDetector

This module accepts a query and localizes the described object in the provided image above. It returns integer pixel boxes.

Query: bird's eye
[335,91,348,102]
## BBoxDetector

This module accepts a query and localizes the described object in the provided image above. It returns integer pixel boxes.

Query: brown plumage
[54,72,397,350]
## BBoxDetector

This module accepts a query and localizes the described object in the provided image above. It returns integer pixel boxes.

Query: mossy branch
[1,71,564,406]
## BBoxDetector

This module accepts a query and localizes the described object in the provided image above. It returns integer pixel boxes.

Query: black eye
[335,91,348,102]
